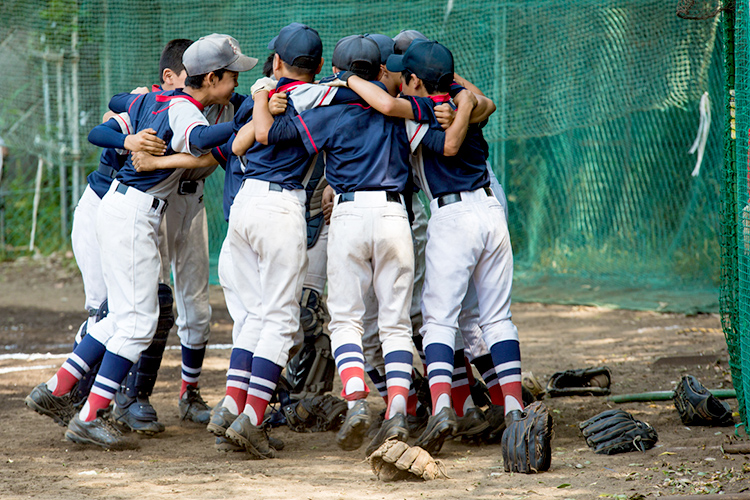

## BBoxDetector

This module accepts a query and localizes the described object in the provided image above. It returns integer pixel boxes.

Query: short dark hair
[263,52,275,78]
[159,39,193,84]
[401,70,450,94]
[184,68,228,89]
[281,59,317,78]
[348,62,379,82]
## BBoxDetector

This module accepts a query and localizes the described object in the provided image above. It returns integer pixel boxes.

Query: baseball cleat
[65,410,137,450]
[405,406,429,436]
[365,412,408,456]
[484,404,507,443]
[336,399,371,451]
[454,406,490,439]
[25,383,76,427]
[179,385,211,424]
[414,406,457,454]
[225,413,276,459]
[216,434,285,453]
[112,391,165,435]
[207,405,237,437]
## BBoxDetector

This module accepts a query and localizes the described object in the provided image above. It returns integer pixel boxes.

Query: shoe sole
[336,415,370,451]
[207,420,231,437]
[64,429,135,450]
[415,420,455,454]
[25,395,67,427]
[225,428,275,459]
[455,420,491,438]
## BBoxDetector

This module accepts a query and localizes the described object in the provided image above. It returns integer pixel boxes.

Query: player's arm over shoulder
[347,75,415,120]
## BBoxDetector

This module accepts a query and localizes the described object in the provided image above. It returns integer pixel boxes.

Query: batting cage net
[0,1,724,312]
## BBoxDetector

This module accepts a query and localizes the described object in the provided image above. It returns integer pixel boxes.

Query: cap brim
[227,54,259,72]
[386,54,405,73]
[267,36,278,51]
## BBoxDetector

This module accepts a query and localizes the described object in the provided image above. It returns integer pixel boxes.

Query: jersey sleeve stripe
[409,123,423,144]
[316,86,333,107]
[296,115,318,153]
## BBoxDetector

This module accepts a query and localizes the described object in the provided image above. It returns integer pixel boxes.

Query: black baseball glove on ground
[672,375,733,426]
[579,409,658,455]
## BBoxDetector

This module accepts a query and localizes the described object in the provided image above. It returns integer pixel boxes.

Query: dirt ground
[0,254,748,499]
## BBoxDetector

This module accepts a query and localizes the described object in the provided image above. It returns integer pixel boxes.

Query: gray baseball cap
[183,34,258,76]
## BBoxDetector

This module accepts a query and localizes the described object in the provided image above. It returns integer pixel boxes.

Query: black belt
[115,183,166,212]
[268,182,283,192]
[338,192,402,204]
[178,180,200,195]
[98,165,117,180]
[436,186,493,208]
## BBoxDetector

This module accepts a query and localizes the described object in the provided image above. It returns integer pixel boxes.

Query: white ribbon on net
[689,91,711,177]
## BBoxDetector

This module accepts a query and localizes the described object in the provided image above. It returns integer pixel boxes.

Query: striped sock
[47,334,106,396]
[224,348,253,415]
[80,351,133,422]
[365,362,388,403]
[451,349,472,417]
[180,344,206,397]
[489,339,523,413]
[424,342,454,415]
[334,343,369,403]
[384,350,412,419]
[473,353,504,406]
[243,357,282,426]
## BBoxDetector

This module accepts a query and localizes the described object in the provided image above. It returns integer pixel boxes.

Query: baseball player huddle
[24,24,553,475]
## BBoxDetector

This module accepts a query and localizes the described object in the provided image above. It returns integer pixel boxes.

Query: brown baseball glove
[367,439,449,481]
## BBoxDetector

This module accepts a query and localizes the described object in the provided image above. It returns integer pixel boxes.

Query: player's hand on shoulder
[130,86,150,94]
[434,103,456,130]
[322,185,335,224]
[322,71,353,88]
[132,151,158,172]
[269,92,288,116]
[453,88,478,110]
[251,76,277,97]
[124,128,166,156]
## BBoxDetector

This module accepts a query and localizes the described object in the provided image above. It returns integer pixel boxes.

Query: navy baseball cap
[386,40,454,86]
[364,34,395,65]
[331,35,381,79]
[183,34,258,76]
[268,23,323,70]
[393,29,427,54]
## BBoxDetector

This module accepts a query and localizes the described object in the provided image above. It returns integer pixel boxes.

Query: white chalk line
[0,344,233,374]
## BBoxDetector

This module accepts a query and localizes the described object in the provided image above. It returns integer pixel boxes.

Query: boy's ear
[411,73,422,90]
[162,68,173,86]
[315,57,325,75]
[273,53,282,72]
[206,71,216,87]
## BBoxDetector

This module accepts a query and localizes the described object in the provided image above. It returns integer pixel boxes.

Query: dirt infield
[0,255,747,499]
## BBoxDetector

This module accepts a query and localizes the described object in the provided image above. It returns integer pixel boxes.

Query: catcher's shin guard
[122,284,174,398]
[286,288,335,399]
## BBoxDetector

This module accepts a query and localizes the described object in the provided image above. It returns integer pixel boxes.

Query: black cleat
[455,407,490,439]
[112,391,165,435]
[225,413,276,459]
[365,412,408,456]
[484,404,507,443]
[65,410,137,450]
[179,386,211,424]
[414,406,457,454]
[25,383,76,427]
[336,400,370,451]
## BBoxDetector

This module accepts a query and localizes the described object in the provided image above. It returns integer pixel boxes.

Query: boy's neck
[278,70,314,83]
[182,86,213,107]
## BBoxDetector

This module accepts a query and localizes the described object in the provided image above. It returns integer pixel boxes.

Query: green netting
[0,0,724,313]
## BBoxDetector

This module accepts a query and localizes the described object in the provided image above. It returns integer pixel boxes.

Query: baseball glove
[368,439,449,481]
[283,394,347,433]
[501,401,553,473]
[546,366,612,397]
[672,375,734,426]
[579,409,658,455]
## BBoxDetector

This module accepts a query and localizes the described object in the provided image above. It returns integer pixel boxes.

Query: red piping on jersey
[151,84,161,92]
[429,94,451,103]
[316,86,333,107]
[297,115,318,153]
[408,96,421,121]
[269,81,306,98]
[156,94,205,111]
[185,122,203,148]
[215,106,225,124]
[347,103,371,109]
[215,146,227,162]
[409,123,423,145]
[128,93,144,115]
[152,103,177,115]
